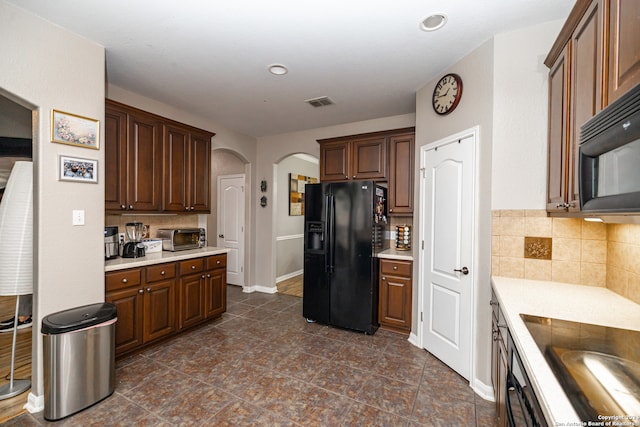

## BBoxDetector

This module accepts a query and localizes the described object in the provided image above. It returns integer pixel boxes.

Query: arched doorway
[274,154,319,297]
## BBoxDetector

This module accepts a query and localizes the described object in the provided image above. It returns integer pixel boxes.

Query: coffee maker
[122,222,146,258]
[104,226,119,259]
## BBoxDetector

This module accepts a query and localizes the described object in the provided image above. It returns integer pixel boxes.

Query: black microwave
[579,83,640,214]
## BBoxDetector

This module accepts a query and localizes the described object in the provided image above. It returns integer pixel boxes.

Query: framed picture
[59,155,98,183]
[51,109,99,149]
[289,173,318,216]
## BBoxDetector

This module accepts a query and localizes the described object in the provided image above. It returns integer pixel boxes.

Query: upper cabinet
[318,127,415,215]
[319,134,387,181]
[545,0,640,215]
[105,99,214,214]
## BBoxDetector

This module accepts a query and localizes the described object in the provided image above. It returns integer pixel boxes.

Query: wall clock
[432,73,463,115]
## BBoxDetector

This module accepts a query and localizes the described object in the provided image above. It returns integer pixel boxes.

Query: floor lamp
[0,161,33,399]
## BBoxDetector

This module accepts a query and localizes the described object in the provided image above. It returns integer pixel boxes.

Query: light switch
[72,210,85,226]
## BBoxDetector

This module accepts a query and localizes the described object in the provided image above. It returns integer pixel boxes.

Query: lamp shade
[0,161,33,296]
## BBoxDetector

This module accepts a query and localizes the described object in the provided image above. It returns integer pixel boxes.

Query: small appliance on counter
[122,222,145,258]
[156,228,206,251]
[104,226,119,260]
[395,225,411,251]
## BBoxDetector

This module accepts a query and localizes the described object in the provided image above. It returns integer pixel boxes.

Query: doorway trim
[417,125,480,387]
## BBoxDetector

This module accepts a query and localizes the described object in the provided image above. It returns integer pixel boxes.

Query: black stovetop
[521,314,640,423]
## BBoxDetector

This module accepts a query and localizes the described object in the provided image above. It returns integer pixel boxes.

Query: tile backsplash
[105,214,199,241]
[492,210,640,305]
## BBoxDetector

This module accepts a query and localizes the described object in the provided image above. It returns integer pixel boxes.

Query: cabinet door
[189,131,211,213]
[106,287,143,356]
[104,106,127,211]
[379,274,411,331]
[320,140,350,181]
[179,273,205,329]
[128,112,162,211]
[547,44,571,212]
[205,267,226,318]
[143,280,176,342]
[351,137,387,180]
[569,0,604,211]
[496,336,508,427]
[163,124,190,212]
[388,134,414,214]
[607,0,640,104]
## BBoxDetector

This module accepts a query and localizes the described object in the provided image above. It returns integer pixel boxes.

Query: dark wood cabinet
[178,258,206,329]
[378,259,412,333]
[105,99,214,214]
[205,255,227,318]
[388,133,415,214]
[491,291,508,427]
[545,0,639,215]
[163,126,211,213]
[106,255,226,358]
[319,134,387,182]
[607,0,640,103]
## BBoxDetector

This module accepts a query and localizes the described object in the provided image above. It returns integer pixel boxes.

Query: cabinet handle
[202,275,206,279]
[345,175,349,179]
[216,260,221,264]
[128,205,134,210]
[122,278,128,284]
[352,175,356,179]
[138,289,144,294]
[393,266,398,270]
[191,265,196,270]
[120,204,126,210]
[161,271,166,276]
[190,206,195,211]
[185,206,190,211]
[389,208,393,212]
[207,274,211,278]
[382,276,386,281]
[146,288,151,293]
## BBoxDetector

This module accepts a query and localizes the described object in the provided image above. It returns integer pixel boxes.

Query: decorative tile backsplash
[492,210,640,305]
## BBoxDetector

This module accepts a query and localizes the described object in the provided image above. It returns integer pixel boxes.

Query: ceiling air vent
[305,96,335,108]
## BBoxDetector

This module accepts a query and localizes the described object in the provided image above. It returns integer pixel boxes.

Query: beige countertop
[491,276,640,425]
[105,247,230,272]
[377,247,414,261]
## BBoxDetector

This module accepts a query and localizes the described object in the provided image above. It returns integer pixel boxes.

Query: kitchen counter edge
[105,247,230,272]
[377,248,413,261]
[491,276,640,426]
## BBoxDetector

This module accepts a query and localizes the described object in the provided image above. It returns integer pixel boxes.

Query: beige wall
[0,1,105,407]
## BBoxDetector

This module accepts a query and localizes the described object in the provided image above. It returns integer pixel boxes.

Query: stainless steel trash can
[42,302,117,421]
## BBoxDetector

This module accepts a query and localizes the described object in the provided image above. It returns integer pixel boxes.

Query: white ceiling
[8,0,574,137]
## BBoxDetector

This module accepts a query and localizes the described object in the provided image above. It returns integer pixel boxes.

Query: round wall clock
[432,73,463,115]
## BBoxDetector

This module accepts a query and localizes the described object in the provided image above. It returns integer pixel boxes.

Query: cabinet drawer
[380,259,411,277]
[146,263,176,283]
[206,254,227,270]
[179,258,204,275]
[106,269,141,291]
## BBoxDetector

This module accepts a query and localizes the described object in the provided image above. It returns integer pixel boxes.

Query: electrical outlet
[118,233,125,245]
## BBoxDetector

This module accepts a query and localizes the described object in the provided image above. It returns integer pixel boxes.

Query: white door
[421,134,475,380]
[217,174,245,286]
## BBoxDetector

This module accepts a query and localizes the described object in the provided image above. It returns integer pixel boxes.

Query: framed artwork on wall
[51,109,99,149]
[289,173,317,216]
[58,155,98,183]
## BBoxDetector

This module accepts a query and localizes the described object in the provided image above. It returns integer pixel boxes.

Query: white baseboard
[25,392,44,413]
[276,270,303,283]
[408,331,420,348]
[242,285,277,294]
[472,378,495,402]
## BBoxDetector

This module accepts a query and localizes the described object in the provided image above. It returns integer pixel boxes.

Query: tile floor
[5,285,496,426]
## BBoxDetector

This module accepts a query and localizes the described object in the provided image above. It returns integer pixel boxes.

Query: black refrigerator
[303,181,388,334]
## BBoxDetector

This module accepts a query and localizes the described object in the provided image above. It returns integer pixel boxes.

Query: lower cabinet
[491,290,508,427]
[106,254,226,357]
[378,259,412,333]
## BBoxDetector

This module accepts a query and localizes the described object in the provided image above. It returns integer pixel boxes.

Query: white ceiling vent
[305,96,335,108]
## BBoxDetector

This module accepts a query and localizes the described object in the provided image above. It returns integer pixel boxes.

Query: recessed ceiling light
[420,13,448,32]
[268,64,288,75]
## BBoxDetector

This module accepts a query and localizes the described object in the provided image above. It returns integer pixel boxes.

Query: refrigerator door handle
[327,193,335,273]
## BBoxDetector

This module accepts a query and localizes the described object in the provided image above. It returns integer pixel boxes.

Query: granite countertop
[491,276,640,425]
[105,247,230,272]
[377,247,414,261]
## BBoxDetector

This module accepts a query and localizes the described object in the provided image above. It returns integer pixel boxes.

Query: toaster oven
[156,228,206,251]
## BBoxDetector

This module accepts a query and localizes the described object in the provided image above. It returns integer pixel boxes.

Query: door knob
[454,267,469,275]
[218,234,224,238]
